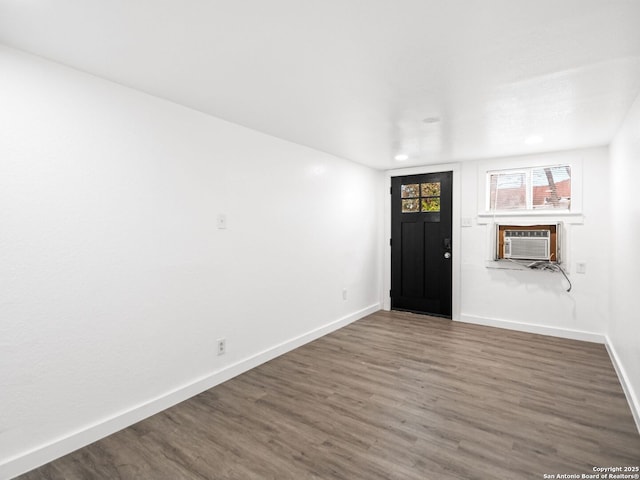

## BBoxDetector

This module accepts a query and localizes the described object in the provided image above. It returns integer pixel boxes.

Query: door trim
[383,163,461,321]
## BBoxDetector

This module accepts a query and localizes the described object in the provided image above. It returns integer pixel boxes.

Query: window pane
[401,184,419,198]
[489,173,526,210]
[532,166,571,209]
[421,182,440,197]
[402,199,420,213]
[421,197,440,212]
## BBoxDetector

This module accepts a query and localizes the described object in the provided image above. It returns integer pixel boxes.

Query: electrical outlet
[217,338,226,355]
[576,262,587,274]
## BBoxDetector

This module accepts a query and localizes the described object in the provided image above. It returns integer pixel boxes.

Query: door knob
[444,252,451,259]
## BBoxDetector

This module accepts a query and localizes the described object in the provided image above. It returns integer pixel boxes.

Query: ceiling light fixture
[423,117,441,124]
[394,154,409,161]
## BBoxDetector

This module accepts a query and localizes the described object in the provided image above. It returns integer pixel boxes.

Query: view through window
[488,165,571,211]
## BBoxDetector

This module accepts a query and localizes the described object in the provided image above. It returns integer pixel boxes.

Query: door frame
[382,162,461,321]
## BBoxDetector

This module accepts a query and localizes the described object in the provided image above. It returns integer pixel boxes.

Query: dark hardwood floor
[17,310,640,479]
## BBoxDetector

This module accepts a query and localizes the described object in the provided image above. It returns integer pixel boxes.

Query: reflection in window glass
[489,172,527,210]
[401,184,420,198]
[532,166,571,210]
[402,199,420,213]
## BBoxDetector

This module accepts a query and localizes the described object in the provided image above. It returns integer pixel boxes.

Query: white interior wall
[609,92,640,430]
[1,41,637,479]
[458,147,611,341]
[0,46,383,478]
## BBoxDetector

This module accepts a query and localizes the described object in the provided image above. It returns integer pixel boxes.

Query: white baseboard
[1,303,380,480]
[459,314,640,434]
[604,336,640,435]
[458,314,606,344]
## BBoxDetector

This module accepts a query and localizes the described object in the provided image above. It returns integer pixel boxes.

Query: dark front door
[391,171,452,317]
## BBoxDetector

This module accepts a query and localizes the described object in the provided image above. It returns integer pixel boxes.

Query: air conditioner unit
[504,229,551,260]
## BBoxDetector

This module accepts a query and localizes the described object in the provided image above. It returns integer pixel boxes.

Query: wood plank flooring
[17,311,640,479]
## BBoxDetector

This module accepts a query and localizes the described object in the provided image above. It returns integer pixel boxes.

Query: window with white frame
[487,165,571,212]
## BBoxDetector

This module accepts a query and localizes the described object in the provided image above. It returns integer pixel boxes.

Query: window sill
[476,211,584,225]
[485,259,564,270]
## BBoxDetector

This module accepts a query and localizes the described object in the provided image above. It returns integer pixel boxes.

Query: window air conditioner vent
[503,230,551,261]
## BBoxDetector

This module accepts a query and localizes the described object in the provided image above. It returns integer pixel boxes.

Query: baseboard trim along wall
[605,336,640,435]
[459,314,640,434]
[458,314,606,344]
[0,303,380,480]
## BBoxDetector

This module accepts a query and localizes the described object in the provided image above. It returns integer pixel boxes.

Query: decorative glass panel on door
[421,197,441,212]
[402,199,420,213]
[421,182,440,197]
[419,181,441,212]
[401,184,420,198]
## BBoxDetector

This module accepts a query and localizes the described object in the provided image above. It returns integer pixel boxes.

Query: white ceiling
[1,0,639,170]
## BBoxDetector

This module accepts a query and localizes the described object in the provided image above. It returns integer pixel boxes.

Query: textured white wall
[609,92,640,428]
[0,46,382,476]
[458,147,611,339]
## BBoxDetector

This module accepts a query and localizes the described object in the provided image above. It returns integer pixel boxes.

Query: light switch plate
[217,214,227,229]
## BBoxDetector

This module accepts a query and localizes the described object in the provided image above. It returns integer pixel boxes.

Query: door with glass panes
[391,171,452,317]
